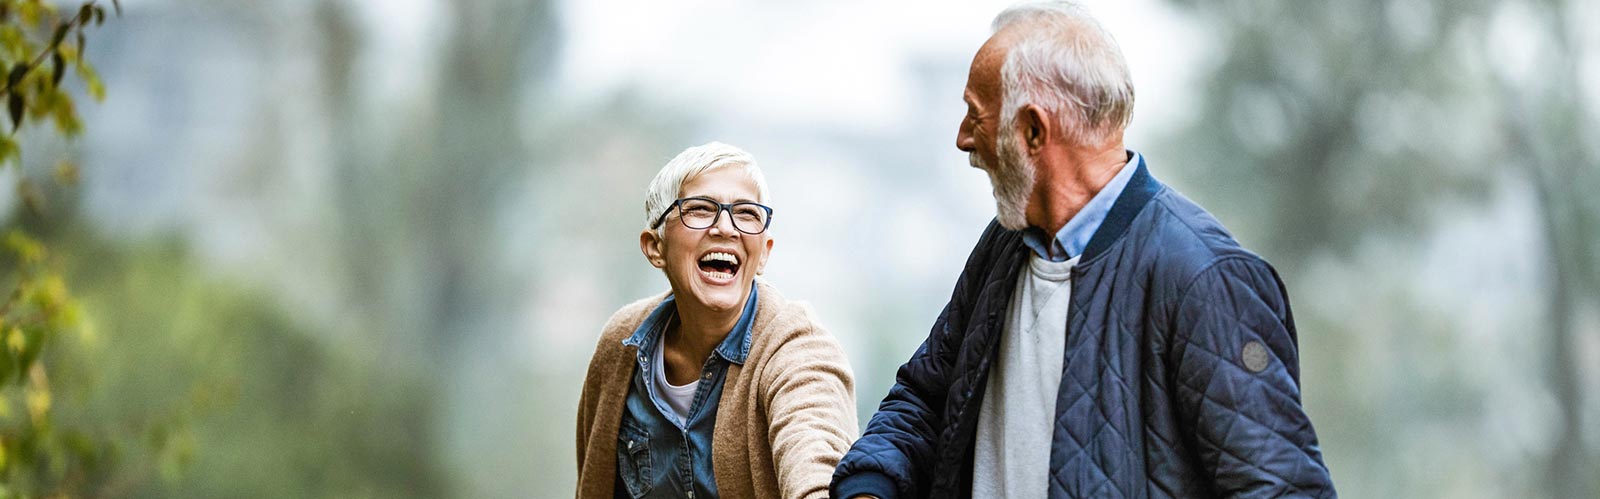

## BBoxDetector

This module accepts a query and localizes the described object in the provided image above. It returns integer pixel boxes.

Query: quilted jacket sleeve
[1170,256,1336,498]
[830,303,958,499]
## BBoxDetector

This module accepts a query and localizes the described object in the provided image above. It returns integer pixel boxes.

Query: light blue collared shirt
[1021,151,1142,261]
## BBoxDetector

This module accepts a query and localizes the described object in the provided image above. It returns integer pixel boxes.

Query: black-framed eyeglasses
[651,197,774,235]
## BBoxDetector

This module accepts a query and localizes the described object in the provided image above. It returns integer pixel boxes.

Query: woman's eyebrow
[684,194,760,204]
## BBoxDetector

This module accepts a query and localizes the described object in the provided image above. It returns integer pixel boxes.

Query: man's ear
[640,230,666,269]
[1019,103,1050,151]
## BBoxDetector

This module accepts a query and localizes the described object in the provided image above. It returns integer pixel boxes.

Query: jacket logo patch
[1241,341,1269,372]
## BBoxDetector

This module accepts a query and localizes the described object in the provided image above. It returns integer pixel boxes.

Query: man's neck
[1029,144,1128,236]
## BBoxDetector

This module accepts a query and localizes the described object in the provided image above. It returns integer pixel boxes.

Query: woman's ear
[640,230,666,269]
[755,237,774,275]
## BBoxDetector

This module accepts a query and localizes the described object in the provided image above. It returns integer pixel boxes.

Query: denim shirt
[615,285,757,499]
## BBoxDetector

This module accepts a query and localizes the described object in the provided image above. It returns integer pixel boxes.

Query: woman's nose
[708,208,739,236]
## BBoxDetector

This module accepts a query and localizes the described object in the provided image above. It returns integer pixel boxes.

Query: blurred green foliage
[1,1,446,496]
[38,226,444,497]
[0,0,120,496]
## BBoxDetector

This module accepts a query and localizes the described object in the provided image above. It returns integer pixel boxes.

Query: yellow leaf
[76,316,98,348]
[26,387,50,422]
[18,4,40,28]
[50,301,81,329]
[0,27,23,61]
[87,79,105,101]
[54,161,79,186]
[4,230,43,263]
[6,326,23,352]
[31,275,68,310]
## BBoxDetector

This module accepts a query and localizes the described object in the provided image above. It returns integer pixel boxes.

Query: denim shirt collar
[1021,150,1142,261]
[622,283,758,366]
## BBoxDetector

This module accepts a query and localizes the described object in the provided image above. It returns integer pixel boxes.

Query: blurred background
[0,0,1595,497]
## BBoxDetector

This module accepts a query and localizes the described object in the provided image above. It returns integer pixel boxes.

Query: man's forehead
[966,33,1013,102]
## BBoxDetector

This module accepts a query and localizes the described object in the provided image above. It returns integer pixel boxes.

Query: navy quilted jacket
[832,158,1336,498]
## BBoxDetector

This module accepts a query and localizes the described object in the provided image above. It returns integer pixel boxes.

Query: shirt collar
[1021,150,1142,261]
[622,283,758,366]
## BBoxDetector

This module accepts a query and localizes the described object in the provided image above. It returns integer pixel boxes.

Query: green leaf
[7,92,21,131]
[50,21,68,47]
[6,62,26,89]
[50,52,62,87]
[0,135,17,165]
[8,92,22,131]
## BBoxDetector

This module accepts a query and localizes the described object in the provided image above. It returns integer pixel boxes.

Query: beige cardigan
[575,280,858,499]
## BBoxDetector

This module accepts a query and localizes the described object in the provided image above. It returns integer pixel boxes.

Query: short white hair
[643,142,771,233]
[992,1,1135,147]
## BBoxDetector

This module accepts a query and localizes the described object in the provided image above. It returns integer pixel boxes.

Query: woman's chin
[680,283,745,313]
[667,267,749,314]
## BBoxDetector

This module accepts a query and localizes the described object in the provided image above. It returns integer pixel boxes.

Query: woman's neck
[662,297,745,383]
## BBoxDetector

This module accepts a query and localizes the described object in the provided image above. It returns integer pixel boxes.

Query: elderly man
[831,2,1336,498]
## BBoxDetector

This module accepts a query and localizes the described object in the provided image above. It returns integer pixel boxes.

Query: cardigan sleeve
[761,311,860,499]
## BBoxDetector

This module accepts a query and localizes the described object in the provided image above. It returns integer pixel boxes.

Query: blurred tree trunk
[314,0,558,495]
[1507,68,1594,499]
[1495,4,1597,495]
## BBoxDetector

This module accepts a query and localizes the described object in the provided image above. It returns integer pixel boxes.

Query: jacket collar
[1079,152,1162,262]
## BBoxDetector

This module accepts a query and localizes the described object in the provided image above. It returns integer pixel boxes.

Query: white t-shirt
[971,253,1078,499]
[653,337,700,427]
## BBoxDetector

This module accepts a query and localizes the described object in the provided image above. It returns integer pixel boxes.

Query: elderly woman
[576,142,858,499]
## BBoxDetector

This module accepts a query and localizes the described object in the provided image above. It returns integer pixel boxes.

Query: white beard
[973,125,1035,231]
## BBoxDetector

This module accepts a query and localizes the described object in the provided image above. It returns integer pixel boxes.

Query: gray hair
[992,1,1135,147]
[643,142,771,234]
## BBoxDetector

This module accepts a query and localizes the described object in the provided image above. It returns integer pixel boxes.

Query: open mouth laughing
[697,250,741,283]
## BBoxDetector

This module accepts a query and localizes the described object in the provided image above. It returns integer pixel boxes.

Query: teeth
[699,252,739,265]
[702,270,734,280]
